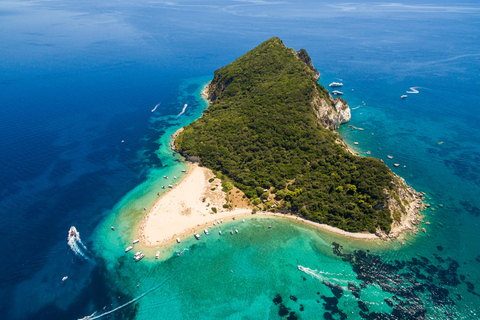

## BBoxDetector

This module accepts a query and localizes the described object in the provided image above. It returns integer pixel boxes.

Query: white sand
[139,164,251,246]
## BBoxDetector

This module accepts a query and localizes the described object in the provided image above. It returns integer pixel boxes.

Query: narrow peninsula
[174,37,423,238]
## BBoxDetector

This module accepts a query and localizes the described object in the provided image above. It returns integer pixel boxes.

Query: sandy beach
[139,164,252,247]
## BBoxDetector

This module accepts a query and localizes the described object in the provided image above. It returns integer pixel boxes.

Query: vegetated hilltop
[175,37,421,235]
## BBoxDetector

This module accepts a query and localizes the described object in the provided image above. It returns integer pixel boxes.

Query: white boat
[332,90,343,95]
[194,233,201,240]
[230,230,234,235]
[133,239,139,244]
[181,169,186,172]
[134,251,142,257]
[204,229,209,235]
[176,237,181,243]
[174,176,177,179]
[68,226,79,241]
[164,176,168,179]
[242,219,245,222]
[125,246,134,252]
[135,253,145,262]
[401,95,407,99]
[168,185,173,188]
[329,82,343,87]
[155,251,160,259]
[235,229,238,234]
[219,231,222,235]
[62,276,68,281]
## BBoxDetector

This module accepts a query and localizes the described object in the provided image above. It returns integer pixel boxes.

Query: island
[139,37,423,247]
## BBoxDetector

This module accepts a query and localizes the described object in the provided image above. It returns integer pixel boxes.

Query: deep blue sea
[1,1,479,319]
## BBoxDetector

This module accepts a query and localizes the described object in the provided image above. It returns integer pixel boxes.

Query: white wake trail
[78,273,176,320]
[177,103,187,116]
[68,229,88,260]
[151,103,160,112]
[406,87,419,94]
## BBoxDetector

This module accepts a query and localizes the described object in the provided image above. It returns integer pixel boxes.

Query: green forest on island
[175,37,395,233]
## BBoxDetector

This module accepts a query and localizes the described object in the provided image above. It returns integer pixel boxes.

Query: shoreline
[138,160,423,250]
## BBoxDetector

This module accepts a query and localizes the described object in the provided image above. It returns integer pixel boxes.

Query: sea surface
[1,0,479,319]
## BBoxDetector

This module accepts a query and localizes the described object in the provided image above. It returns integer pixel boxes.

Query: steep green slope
[175,37,396,233]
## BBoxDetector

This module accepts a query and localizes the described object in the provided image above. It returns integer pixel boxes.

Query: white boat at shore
[204,229,209,235]
[194,233,201,240]
[155,251,160,259]
[332,90,343,95]
[219,231,222,235]
[329,82,343,87]
[176,237,181,243]
[125,246,134,252]
[235,229,238,234]
[135,253,145,262]
[133,239,139,244]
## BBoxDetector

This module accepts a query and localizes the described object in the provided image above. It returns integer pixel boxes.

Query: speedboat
[235,229,238,234]
[168,185,173,188]
[176,237,181,243]
[155,251,160,259]
[62,276,68,281]
[204,229,209,235]
[194,233,201,240]
[111,226,115,231]
[133,239,139,244]
[68,226,79,241]
[401,95,407,99]
[164,176,168,179]
[332,90,343,95]
[135,253,145,262]
[134,251,142,257]
[230,230,234,235]
[219,231,222,235]
[329,82,343,87]
[125,246,134,252]
[181,169,186,172]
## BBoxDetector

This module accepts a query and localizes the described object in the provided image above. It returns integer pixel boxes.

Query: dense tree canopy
[176,37,394,233]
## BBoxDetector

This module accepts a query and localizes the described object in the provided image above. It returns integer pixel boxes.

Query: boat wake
[406,87,419,94]
[77,272,176,320]
[68,226,89,260]
[351,106,362,110]
[298,265,348,285]
[177,103,187,116]
[151,103,160,112]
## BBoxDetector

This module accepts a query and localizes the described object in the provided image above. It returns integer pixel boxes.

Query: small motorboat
[194,233,201,240]
[230,230,234,235]
[133,239,139,244]
[174,176,177,179]
[204,229,209,235]
[268,226,272,229]
[401,95,407,99]
[235,229,238,234]
[125,246,134,252]
[176,237,181,243]
[168,185,173,188]
[62,276,68,281]
[162,186,165,189]
[219,231,222,235]
[111,226,115,231]
[329,82,343,87]
[135,253,145,262]
[121,140,124,143]
[242,219,245,222]
[155,251,160,259]
[332,90,343,95]
[181,169,186,172]
[134,251,142,258]
[164,176,168,179]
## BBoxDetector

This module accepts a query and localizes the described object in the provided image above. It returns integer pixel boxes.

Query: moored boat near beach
[125,246,133,252]
[155,251,160,259]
